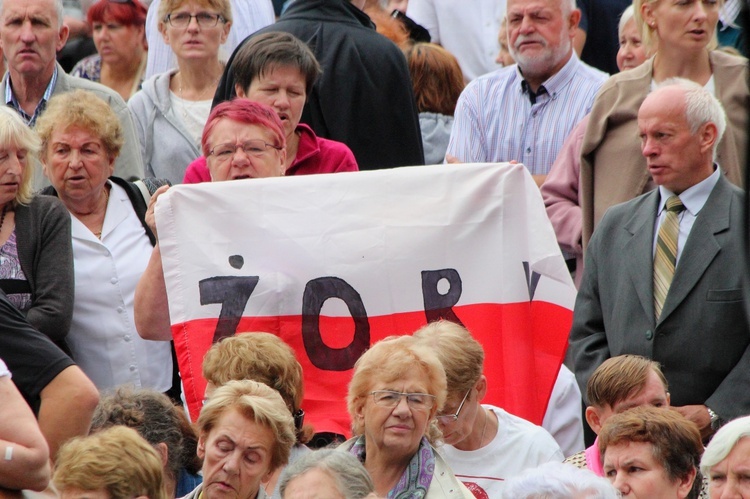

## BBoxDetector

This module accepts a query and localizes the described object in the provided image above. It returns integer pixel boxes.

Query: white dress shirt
[66,182,172,392]
[144,0,276,78]
[406,0,504,81]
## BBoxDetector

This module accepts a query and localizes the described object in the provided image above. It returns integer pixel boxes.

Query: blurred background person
[53,425,167,499]
[183,379,296,499]
[0,356,50,492]
[701,415,750,498]
[91,387,202,497]
[36,90,174,396]
[0,106,74,353]
[600,406,703,499]
[495,17,513,67]
[202,332,314,498]
[129,0,232,184]
[502,462,620,499]
[279,449,376,499]
[72,0,149,102]
[404,43,465,165]
[183,32,358,183]
[414,320,563,497]
[343,335,473,498]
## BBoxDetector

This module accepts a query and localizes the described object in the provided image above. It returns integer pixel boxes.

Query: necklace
[0,204,8,233]
[479,407,488,447]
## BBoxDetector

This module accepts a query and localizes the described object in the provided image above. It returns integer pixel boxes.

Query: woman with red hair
[71,0,148,101]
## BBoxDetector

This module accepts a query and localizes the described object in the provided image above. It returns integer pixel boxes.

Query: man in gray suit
[570,78,750,439]
[0,0,143,189]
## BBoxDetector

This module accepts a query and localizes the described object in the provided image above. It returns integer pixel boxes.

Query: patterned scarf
[349,435,436,498]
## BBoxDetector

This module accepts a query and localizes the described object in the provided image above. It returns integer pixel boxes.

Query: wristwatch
[707,407,724,431]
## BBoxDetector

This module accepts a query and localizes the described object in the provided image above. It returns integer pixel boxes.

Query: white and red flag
[156,163,576,432]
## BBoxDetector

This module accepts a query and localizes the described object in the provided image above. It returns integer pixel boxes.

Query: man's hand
[145,185,170,240]
[445,154,462,164]
[673,405,713,439]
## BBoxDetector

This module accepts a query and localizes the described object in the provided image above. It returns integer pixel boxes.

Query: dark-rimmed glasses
[370,390,436,411]
[165,12,225,28]
[436,388,472,424]
[208,140,282,161]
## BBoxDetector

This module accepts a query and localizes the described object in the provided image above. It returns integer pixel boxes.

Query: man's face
[638,86,717,195]
[506,0,577,83]
[0,0,68,79]
[591,370,670,433]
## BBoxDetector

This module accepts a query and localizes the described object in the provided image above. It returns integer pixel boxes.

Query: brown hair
[587,355,668,408]
[405,43,465,116]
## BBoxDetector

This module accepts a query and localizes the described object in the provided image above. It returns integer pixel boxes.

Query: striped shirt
[4,65,58,127]
[447,53,607,175]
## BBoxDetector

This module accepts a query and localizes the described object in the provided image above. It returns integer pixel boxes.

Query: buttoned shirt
[406,0,504,80]
[4,66,58,126]
[652,167,720,265]
[144,0,275,78]
[447,53,607,175]
[66,182,172,392]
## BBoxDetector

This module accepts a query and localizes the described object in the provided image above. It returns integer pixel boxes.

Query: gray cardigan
[13,195,74,348]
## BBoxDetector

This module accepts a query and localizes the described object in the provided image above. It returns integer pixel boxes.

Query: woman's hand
[145,185,170,240]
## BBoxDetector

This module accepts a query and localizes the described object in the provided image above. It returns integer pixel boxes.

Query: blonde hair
[53,426,166,499]
[197,379,296,471]
[35,90,123,162]
[0,107,40,205]
[347,335,447,444]
[158,0,232,26]
[634,0,722,52]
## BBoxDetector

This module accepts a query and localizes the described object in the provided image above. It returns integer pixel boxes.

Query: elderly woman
[343,335,473,498]
[185,379,296,499]
[36,89,173,395]
[54,426,167,499]
[600,406,703,499]
[182,32,358,183]
[0,107,73,352]
[128,0,232,184]
[580,0,748,248]
[71,0,148,101]
[202,332,314,498]
[503,462,619,499]
[700,415,750,498]
[135,99,288,340]
[279,449,376,499]
[91,387,202,497]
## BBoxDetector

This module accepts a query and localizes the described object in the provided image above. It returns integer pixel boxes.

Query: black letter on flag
[421,269,464,326]
[522,261,541,301]
[301,277,370,371]
[199,276,259,343]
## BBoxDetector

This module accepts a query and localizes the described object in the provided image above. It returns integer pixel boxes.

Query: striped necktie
[654,195,685,320]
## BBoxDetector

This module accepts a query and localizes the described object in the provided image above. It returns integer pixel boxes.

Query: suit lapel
[623,192,660,322]
[658,176,731,322]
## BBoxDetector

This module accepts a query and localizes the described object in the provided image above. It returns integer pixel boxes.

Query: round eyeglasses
[370,390,436,411]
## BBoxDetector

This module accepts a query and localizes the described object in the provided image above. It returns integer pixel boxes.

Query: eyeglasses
[165,12,225,28]
[370,390,436,411]
[208,140,282,161]
[435,388,472,424]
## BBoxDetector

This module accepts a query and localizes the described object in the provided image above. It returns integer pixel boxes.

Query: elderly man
[0,0,143,189]
[570,79,750,439]
[446,0,606,185]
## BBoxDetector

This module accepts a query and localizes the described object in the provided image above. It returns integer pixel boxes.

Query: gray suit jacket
[570,174,750,420]
[1,63,144,190]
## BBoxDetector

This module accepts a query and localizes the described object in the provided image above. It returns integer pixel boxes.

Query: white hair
[279,449,375,499]
[0,0,64,27]
[656,77,727,158]
[701,416,750,478]
[502,462,620,499]
[618,5,635,39]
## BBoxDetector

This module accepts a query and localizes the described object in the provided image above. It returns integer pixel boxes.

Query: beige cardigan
[579,50,748,249]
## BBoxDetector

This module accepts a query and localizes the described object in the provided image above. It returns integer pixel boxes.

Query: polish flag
[156,163,576,433]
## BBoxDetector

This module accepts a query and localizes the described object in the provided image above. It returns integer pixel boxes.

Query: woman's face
[206,118,286,181]
[160,0,230,63]
[436,383,482,448]
[355,369,436,461]
[92,15,144,67]
[708,436,750,498]
[642,0,719,52]
[198,407,276,499]
[617,18,648,71]
[0,144,27,207]
[236,65,307,141]
[43,126,114,206]
[604,441,694,499]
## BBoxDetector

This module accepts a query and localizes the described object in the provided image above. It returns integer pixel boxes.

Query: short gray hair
[0,0,65,27]
[278,449,375,499]
[502,462,620,499]
[618,5,635,39]
[657,77,727,158]
[700,416,750,478]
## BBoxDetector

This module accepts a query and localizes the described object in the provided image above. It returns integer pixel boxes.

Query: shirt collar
[4,64,58,126]
[657,166,721,217]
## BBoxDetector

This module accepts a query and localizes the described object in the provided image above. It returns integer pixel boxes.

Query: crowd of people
[0,0,749,496]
